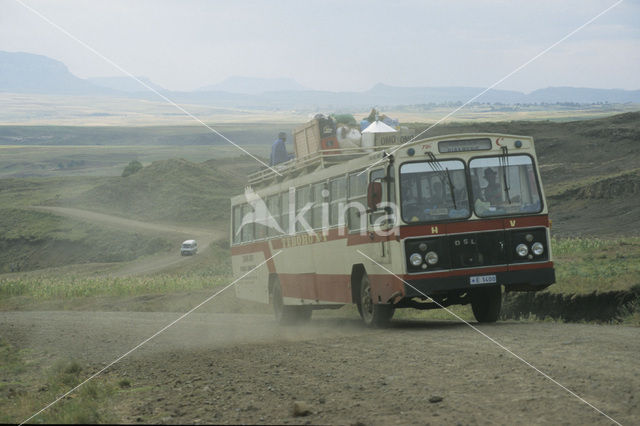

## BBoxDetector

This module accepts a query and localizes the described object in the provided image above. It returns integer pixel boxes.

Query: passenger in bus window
[401,185,420,222]
[483,168,501,205]
[429,181,445,208]
[474,181,491,215]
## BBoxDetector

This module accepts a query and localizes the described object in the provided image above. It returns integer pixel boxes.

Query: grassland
[0,207,173,273]
[0,144,270,178]
[2,92,638,126]
[0,241,231,309]
[0,336,124,424]
[551,237,640,294]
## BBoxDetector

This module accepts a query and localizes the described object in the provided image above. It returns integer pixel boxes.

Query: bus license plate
[470,275,497,285]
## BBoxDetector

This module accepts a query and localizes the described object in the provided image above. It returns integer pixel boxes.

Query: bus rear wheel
[471,285,502,323]
[359,274,394,327]
[272,279,312,325]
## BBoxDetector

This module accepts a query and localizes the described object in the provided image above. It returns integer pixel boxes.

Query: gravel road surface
[2,310,638,425]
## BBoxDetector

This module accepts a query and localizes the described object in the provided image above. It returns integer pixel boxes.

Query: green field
[0,144,270,178]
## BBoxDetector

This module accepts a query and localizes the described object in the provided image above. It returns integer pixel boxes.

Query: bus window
[311,182,326,231]
[295,185,312,233]
[330,176,347,227]
[240,203,253,242]
[281,191,291,235]
[399,160,470,223]
[232,204,242,244]
[254,217,267,240]
[347,172,367,231]
[266,194,281,237]
[469,155,542,217]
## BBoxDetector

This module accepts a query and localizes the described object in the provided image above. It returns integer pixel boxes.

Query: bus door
[367,167,394,265]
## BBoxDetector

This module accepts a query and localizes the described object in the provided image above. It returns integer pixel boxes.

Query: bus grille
[404,227,549,273]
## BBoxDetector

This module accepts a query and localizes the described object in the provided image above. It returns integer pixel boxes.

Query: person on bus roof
[270,132,291,166]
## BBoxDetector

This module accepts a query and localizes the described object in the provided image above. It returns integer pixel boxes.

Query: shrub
[121,160,143,177]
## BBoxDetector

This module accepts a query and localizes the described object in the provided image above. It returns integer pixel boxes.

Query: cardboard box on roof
[293,117,338,158]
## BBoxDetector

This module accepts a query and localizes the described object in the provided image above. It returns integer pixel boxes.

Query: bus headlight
[425,251,439,265]
[516,244,528,257]
[532,242,544,256]
[409,253,423,266]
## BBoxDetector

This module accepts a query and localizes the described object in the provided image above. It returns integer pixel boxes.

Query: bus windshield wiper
[500,146,511,204]
[426,152,457,209]
[445,167,457,209]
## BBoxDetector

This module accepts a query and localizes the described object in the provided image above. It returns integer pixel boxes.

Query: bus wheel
[471,285,502,323]
[272,279,312,325]
[359,274,394,327]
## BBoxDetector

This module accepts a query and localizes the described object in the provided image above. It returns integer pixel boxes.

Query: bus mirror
[367,181,383,211]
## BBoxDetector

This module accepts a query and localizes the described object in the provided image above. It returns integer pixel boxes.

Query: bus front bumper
[403,266,555,297]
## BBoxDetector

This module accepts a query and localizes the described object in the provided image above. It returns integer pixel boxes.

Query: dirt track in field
[31,206,223,276]
[2,309,638,425]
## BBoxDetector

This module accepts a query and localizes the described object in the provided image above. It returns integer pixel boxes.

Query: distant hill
[526,87,640,104]
[87,76,166,93]
[0,51,112,95]
[2,50,640,108]
[199,76,308,94]
[63,157,258,225]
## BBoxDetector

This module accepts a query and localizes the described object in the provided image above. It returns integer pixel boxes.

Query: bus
[230,133,555,326]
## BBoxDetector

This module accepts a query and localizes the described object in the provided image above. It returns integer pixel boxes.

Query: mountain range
[1,51,639,109]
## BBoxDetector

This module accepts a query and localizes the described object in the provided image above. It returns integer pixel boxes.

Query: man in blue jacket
[270,132,291,166]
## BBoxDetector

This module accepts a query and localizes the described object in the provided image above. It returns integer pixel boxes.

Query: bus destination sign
[438,138,492,153]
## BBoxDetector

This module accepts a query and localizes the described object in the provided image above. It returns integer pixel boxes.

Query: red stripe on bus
[399,215,549,238]
[230,215,549,252]
[279,273,317,301]
[277,273,403,304]
[278,273,352,303]
[230,241,276,274]
[402,260,553,280]
[315,274,352,303]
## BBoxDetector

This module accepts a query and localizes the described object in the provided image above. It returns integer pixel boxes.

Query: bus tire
[359,273,394,327]
[272,279,312,325]
[471,285,502,323]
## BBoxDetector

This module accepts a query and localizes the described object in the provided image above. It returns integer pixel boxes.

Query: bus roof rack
[248,146,391,186]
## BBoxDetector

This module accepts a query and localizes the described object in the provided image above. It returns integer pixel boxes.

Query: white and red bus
[230,133,555,326]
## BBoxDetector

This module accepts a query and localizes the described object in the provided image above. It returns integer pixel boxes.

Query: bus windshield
[400,160,470,223]
[469,155,542,217]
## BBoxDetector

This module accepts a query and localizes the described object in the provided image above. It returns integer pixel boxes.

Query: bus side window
[330,176,346,227]
[266,194,281,237]
[232,205,242,244]
[296,185,311,233]
[241,203,253,243]
[311,182,325,231]
[281,191,290,235]
[347,172,367,231]
[254,215,267,240]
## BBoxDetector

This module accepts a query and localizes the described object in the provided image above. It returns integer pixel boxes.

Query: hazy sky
[1,0,639,92]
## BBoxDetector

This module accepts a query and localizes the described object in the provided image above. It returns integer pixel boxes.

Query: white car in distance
[180,239,198,256]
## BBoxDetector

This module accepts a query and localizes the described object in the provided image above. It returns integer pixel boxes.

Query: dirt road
[31,206,223,276]
[2,309,638,425]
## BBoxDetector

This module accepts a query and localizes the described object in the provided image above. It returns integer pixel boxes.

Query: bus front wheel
[471,285,502,323]
[359,274,394,327]
[272,279,312,325]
